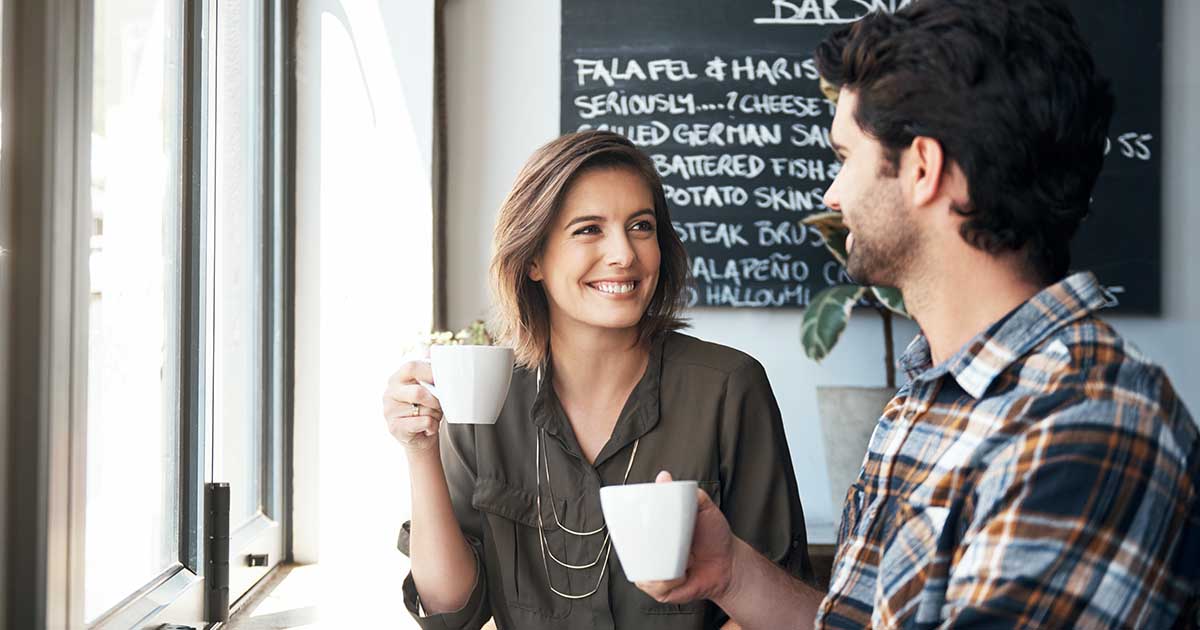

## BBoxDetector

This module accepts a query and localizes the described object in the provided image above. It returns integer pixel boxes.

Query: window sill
[223,564,318,630]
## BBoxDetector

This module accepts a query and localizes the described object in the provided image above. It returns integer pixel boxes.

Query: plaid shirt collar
[899,272,1120,399]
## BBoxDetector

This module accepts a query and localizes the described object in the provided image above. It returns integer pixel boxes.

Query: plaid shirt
[816,272,1200,629]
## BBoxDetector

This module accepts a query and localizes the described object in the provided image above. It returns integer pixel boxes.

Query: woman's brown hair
[489,130,690,369]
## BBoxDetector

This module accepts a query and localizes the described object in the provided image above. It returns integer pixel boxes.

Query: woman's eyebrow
[564,208,654,231]
[564,214,604,230]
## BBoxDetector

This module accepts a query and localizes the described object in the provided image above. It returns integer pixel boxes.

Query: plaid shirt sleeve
[940,376,1200,629]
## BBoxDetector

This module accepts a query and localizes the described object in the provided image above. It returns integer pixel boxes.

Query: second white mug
[599,480,699,582]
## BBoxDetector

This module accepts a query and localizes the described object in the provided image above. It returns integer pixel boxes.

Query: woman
[383,131,812,629]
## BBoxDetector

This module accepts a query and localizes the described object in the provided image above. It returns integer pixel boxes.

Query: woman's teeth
[592,281,636,294]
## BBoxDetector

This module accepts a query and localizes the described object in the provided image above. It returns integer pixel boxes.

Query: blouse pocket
[471,478,577,620]
[638,480,721,616]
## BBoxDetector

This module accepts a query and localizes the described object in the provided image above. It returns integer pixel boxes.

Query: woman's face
[530,167,662,340]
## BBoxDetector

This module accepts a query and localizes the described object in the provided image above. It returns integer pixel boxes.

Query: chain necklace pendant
[533,366,642,600]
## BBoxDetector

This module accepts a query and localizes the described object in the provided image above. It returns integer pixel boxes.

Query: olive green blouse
[398,332,813,630]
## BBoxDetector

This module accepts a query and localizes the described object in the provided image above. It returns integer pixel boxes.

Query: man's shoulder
[1017,313,1174,408]
[997,312,1197,465]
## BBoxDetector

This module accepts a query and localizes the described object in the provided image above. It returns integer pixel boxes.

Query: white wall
[294,6,434,614]
[444,0,1200,538]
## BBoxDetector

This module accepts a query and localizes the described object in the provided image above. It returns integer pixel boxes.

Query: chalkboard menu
[561,0,1162,313]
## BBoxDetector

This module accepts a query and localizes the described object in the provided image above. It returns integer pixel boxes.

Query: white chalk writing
[689,283,812,307]
[753,0,913,26]
[653,153,767,180]
[673,221,750,248]
[575,58,698,87]
[690,253,811,286]
[575,92,698,119]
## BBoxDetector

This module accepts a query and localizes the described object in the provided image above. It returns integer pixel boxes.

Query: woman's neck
[547,324,650,412]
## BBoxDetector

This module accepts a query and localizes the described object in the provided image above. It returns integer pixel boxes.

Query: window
[85,1,185,621]
[212,0,286,600]
[1,0,292,627]
[214,0,265,531]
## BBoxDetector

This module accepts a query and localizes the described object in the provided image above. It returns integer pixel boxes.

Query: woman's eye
[631,220,656,232]
[573,225,601,236]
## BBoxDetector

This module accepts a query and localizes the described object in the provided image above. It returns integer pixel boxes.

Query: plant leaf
[801,285,866,362]
[870,287,909,318]
[800,212,848,265]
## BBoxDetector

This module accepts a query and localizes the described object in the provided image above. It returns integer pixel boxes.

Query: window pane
[214,0,265,528]
[85,1,183,622]
[1,2,4,166]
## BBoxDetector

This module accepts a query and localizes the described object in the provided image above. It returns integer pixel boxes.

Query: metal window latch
[246,553,269,567]
[205,482,230,623]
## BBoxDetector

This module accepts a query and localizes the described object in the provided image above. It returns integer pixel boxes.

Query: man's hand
[635,471,740,605]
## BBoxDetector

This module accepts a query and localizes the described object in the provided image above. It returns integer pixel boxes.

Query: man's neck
[902,252,1044,367]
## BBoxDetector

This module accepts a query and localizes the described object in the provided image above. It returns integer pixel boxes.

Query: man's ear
[910,136,946,208]
[528,260,544,282]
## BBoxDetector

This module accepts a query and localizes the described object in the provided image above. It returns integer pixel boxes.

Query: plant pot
[816,386,895,514]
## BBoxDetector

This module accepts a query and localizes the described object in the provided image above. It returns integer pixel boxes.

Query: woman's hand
[382,358,444,453]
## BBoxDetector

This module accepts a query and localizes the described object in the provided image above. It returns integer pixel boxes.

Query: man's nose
[825,180,844,212]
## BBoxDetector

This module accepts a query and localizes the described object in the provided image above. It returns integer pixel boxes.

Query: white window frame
[0,0,295,627]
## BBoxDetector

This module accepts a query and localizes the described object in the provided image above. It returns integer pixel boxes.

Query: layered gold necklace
[533,366,640,600]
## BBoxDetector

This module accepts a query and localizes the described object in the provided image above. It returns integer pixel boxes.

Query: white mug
[420,345,514,425]
[599,480,698,582]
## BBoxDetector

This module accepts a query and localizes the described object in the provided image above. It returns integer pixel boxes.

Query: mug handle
[414,357,439,398]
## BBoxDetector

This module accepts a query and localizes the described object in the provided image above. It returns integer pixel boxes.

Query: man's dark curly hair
[815,0,1114,284]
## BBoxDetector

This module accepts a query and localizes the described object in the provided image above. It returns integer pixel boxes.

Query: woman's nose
[605,232,636,267]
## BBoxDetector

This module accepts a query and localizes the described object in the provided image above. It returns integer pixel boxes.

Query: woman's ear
[528,260,544,282]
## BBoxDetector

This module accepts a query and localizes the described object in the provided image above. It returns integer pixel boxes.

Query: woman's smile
[588,279,640,297]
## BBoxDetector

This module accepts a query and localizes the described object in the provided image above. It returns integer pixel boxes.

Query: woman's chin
[551,296,651,336]
[573,310,644,334]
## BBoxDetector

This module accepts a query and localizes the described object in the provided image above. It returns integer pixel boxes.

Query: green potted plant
[423,319,496,347]
[800,211,911,510]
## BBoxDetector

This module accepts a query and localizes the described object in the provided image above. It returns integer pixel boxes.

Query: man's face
[822,89,920,289]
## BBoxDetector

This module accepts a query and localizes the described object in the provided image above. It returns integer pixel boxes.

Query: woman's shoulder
[508,363,538,388]
[660,332,766,380]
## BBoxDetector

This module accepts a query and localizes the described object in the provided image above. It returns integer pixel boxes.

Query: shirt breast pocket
[471,478,577,620]
[874,498,954,626]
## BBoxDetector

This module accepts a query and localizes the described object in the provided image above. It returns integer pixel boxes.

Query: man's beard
[843,183,914,289]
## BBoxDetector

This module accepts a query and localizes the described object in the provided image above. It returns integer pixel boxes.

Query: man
[637,0,1200,627]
